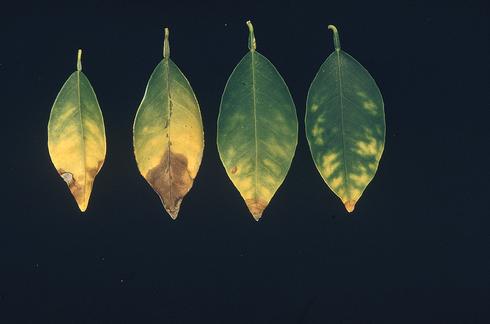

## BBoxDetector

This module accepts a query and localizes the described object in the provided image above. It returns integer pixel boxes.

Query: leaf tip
[59,170,89,212]
[75,196,88,212]
[161,196,183,220]
[162,196,182,220]
[166,207,180,220]
[344,200,356,213]
[245,199,266,221]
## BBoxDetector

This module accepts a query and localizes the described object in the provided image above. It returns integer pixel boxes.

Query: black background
[1,0,489,323]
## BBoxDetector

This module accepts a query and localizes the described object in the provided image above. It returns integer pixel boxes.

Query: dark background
[1,0,489,323]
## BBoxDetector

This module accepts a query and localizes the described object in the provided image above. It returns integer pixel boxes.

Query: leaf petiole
[164,27,170,59]
[328,25,341,51]
[246,20,256,52]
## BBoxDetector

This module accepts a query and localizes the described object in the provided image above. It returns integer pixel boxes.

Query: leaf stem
[164,27,170,59]
[328,25,341,51]
[77,49,82,71]
[246,20,256,52]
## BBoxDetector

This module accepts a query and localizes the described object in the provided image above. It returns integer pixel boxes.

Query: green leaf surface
[133,28,204,219]
[217,21,298,220]
[306,25,385,212]
[48,50,106,211]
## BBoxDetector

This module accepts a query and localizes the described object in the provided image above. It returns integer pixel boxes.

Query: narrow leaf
[48,50,106,212]
[305,25,386,212]
[133,28,204,219]
[217,21,298,220]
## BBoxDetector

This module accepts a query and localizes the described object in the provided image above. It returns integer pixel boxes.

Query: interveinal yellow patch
[311,123,325,145]
[368,162,378,171]
[330,175,343,189]
[356,91,367,98]
[227,147,236,160]
[231,175,254,198]
[362,100,378,115]
[350,172,370,185]
[356,136,379,157]
[48,50,106,212]
[263,158,281,175]
[321,152,339,178]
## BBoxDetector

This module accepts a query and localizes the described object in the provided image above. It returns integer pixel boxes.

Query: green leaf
[48,49,106,212]
[305,25,385,212]
[133,28,204,219]
[217,21,298,220]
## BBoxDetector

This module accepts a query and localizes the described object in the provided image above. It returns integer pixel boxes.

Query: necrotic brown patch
[146,150,193,219]
[58,168,84,209]
[58,162,103,212]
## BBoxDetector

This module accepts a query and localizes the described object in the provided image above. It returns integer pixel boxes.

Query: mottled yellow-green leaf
[48,50,106,212]
[133,28,204,219]
[217,21,298,220]
[306,25,386,212]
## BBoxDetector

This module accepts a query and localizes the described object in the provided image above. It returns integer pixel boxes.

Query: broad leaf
[48,50,106,212]
[133,28,204,219]
[306,25,385,212]
[217,21,298,220]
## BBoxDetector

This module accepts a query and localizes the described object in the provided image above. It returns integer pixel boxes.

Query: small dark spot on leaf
[230,166,238,174]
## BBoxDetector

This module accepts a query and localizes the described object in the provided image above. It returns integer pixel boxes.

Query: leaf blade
[306,26,385,212]
[217,21,298,220]
[133,30,204,219]
[48,51,106,211]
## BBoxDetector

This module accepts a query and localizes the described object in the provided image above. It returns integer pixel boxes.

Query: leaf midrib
[76,71,87,205]
[251,52,258,202]
[164,60,173,202]
[335,50,350,195]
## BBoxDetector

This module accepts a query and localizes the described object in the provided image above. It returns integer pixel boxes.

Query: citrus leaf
[217,21,298,220]
[48,50,106,212]
[305,25,386,212]
[133,28,204,219]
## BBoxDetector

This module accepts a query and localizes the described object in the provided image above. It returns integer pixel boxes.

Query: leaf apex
[344,200,356,213]
[163,200,181,220]
[167,208,179,220]
[75,198,88,212]
[246,199,266,221]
